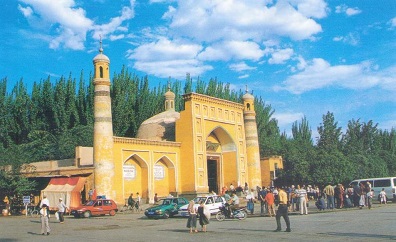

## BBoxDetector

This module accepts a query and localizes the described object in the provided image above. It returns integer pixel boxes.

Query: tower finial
[245,84,248,93]
[99,35,103,53]
[167,77,171,91]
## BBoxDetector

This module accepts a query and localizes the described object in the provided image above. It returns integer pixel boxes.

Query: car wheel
[109,210,116,216]
[83,211,92,218]
[163,211,170,219]
[216,212,225,221]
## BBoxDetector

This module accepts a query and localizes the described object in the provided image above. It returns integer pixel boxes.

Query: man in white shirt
[40,195,50,208]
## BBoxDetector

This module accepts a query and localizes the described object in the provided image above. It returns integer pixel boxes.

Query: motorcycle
[215,205,248,221]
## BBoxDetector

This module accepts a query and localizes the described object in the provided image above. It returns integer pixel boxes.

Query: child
[40,204,51,235]
[379,188,387,204]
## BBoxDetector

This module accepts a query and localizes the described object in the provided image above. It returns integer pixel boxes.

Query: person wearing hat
[57,198,68,224]
[40,204,51,235]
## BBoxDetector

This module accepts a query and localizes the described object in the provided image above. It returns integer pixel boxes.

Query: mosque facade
[91,46,263,204]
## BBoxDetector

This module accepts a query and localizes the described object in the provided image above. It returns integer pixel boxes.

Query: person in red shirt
[265,189,275,217]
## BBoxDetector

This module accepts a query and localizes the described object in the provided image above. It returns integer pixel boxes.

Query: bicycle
[27,206,40,217]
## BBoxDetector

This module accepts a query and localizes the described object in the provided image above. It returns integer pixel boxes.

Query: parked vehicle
[178,195,225,217]
[349,177,396,202]
[71,199,118,218]
[215,205,248,221]
[145,197,188,219]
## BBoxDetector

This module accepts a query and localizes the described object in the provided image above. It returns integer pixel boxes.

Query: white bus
[349,177,396,202]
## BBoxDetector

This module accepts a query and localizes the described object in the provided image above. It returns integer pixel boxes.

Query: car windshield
[162,199,172,205]
[193,197,206,204]
[84,200,95,206]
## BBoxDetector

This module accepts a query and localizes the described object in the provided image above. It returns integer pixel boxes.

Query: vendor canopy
[41,177,86,210]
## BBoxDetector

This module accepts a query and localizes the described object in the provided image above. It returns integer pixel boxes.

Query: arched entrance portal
[154,156,176,197]
[206,127,237,194]
[123,154,148,201]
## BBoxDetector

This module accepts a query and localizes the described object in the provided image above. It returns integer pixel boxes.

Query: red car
[71,199,118,218]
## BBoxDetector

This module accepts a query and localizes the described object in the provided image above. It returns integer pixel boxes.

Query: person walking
[57,198,68,224]
[186,200,198,233]
[197,200,209,232]
[274,186,291,232]
[40,204,51,235]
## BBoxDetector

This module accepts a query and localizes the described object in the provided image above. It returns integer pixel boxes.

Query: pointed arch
[154,155,176,197]
[207,126,236,152]
[123,153,148,200]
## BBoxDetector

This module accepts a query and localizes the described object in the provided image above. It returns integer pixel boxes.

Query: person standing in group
[57,198,68,224]
[359,182,366,208]
[128,193,135,208]
[379,188,387,204]
[186,200,198,233]
[197,200,209,232]
[323,183,335,209]
[246,189,255,215]
[367,189,374,209]
[265,189,275,217]
[259,186,267,216]
[274,186,291,232]
[40,204,51,235]
[136,192,141,211]
[297,185,308,215]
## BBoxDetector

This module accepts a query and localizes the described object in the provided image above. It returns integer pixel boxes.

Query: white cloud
[127,38,212,78]
[335,4,362,16]
[238,74,250,79]
[109,34,125,41]
[92,1,136,40]
[268,48,294,64]
[272,112,304,128]
[198,41,265,61]
[18,4,33,17]
[333,32,360,46]
[229,62,256,72]
[276,58,396,94]
[163,0,323,42]
[289,0,329,19]
[19,0,135,49]
[390,17,396,27]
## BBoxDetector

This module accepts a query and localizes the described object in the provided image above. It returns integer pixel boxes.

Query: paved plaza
[0,203,395,242]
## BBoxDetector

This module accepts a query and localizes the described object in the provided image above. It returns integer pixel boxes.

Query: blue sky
[1,0,396,139]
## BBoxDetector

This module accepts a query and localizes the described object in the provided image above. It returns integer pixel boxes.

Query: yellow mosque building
[22,44,282,208]
[91,43,262,205]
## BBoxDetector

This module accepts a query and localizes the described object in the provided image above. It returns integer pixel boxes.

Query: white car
[178,195,225,217]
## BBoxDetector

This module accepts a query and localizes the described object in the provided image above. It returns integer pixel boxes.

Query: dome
[93,53,110,63]
[136,110,180,141]
[243,92,254,100]
[165,90,175,99]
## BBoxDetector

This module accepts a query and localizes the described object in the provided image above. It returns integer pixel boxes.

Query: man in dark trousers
[274,186,291,232]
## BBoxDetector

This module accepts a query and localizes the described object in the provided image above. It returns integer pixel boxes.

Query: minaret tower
[93,39,115,198]
[164,78,175,111]
[243,86,262,189]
